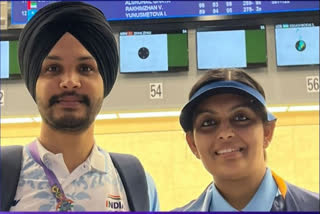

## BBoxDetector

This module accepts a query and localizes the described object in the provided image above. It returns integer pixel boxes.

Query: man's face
[186,94,274,182]
[36,32,104,132]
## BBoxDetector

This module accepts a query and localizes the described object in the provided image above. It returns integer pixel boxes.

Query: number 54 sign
[306,76,319,93]
[149,83,163,99]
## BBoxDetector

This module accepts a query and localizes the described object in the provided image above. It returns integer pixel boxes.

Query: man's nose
[59,71,81,89]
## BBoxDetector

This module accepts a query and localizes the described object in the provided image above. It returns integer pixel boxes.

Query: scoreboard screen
[9,1,319,27]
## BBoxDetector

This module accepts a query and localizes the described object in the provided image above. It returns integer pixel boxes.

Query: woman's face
[186,93,275,181]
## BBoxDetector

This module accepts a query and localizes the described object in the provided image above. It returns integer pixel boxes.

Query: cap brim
[179,81,276,132]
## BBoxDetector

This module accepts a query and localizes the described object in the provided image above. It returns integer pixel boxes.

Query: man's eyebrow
[45,55,62,60]
[77,56,95,61]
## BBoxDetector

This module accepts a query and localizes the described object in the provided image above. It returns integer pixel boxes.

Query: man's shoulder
[0,145,24,211]
[0,145,25,163]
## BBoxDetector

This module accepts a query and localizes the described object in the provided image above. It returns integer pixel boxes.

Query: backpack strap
[0,145,23,211]
[109,153,149,211]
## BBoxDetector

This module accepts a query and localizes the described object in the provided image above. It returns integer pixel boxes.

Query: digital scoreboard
[9,1,319,27]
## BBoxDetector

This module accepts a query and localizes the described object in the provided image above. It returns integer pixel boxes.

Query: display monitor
[0,41,10,79]
[275,23,319,66]
[196,25,267,69]
[9,1,319,28]
[119,29,188,73]
[0,40,21,80]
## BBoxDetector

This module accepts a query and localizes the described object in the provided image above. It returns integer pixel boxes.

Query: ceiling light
[95,114,118,120]
[288,105,319,112]
[267,106,288,112]
[118,111,180,118]
[1,117,34,124]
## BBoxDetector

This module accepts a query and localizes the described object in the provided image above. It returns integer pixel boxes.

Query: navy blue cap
[179,81,276,132]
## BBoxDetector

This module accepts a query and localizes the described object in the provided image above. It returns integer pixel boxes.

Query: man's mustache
[49,92,90,107]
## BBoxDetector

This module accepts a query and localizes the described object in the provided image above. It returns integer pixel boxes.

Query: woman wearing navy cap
[175,68,319,211]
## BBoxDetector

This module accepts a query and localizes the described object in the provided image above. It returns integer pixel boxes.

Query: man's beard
[37,92,103,133]
[45,110,93,132]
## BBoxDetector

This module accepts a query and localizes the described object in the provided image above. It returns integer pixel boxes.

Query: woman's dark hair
[189,68,265,99]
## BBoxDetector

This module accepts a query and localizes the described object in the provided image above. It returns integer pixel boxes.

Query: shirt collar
[36,139,106,173]
[89,144,106,173]
[210,168,279,211]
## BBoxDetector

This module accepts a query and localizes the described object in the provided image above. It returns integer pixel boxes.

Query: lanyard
[28,141,74,211]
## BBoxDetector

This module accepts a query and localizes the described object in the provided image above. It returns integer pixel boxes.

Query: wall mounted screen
[9,1,319,27]
[275,23,319,66]
[0,41,10,79]
[0,40,21,79]
[119,29,188,73]
[197,25,267,69]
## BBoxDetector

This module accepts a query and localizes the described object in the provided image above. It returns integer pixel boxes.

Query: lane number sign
[150,83,163,99]
[306,76,319,93]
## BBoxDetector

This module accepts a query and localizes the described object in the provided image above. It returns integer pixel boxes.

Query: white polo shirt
[10,140,159,211]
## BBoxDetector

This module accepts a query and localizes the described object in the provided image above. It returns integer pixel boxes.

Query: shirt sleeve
[145,172,160,211]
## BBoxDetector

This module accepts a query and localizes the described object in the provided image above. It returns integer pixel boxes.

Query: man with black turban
[1,2,159,212]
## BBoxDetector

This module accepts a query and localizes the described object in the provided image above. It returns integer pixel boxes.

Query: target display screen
[275,23,320,66]
[0,41,9,79]
[196,25,267,69]
[119,29,188,73]
[0,40,22,80]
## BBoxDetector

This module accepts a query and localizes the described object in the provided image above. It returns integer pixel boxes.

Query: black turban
[18,1,119,101]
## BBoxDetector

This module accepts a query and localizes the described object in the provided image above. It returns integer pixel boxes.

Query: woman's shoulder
[285,182,319,211]
[172,183,213,211]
